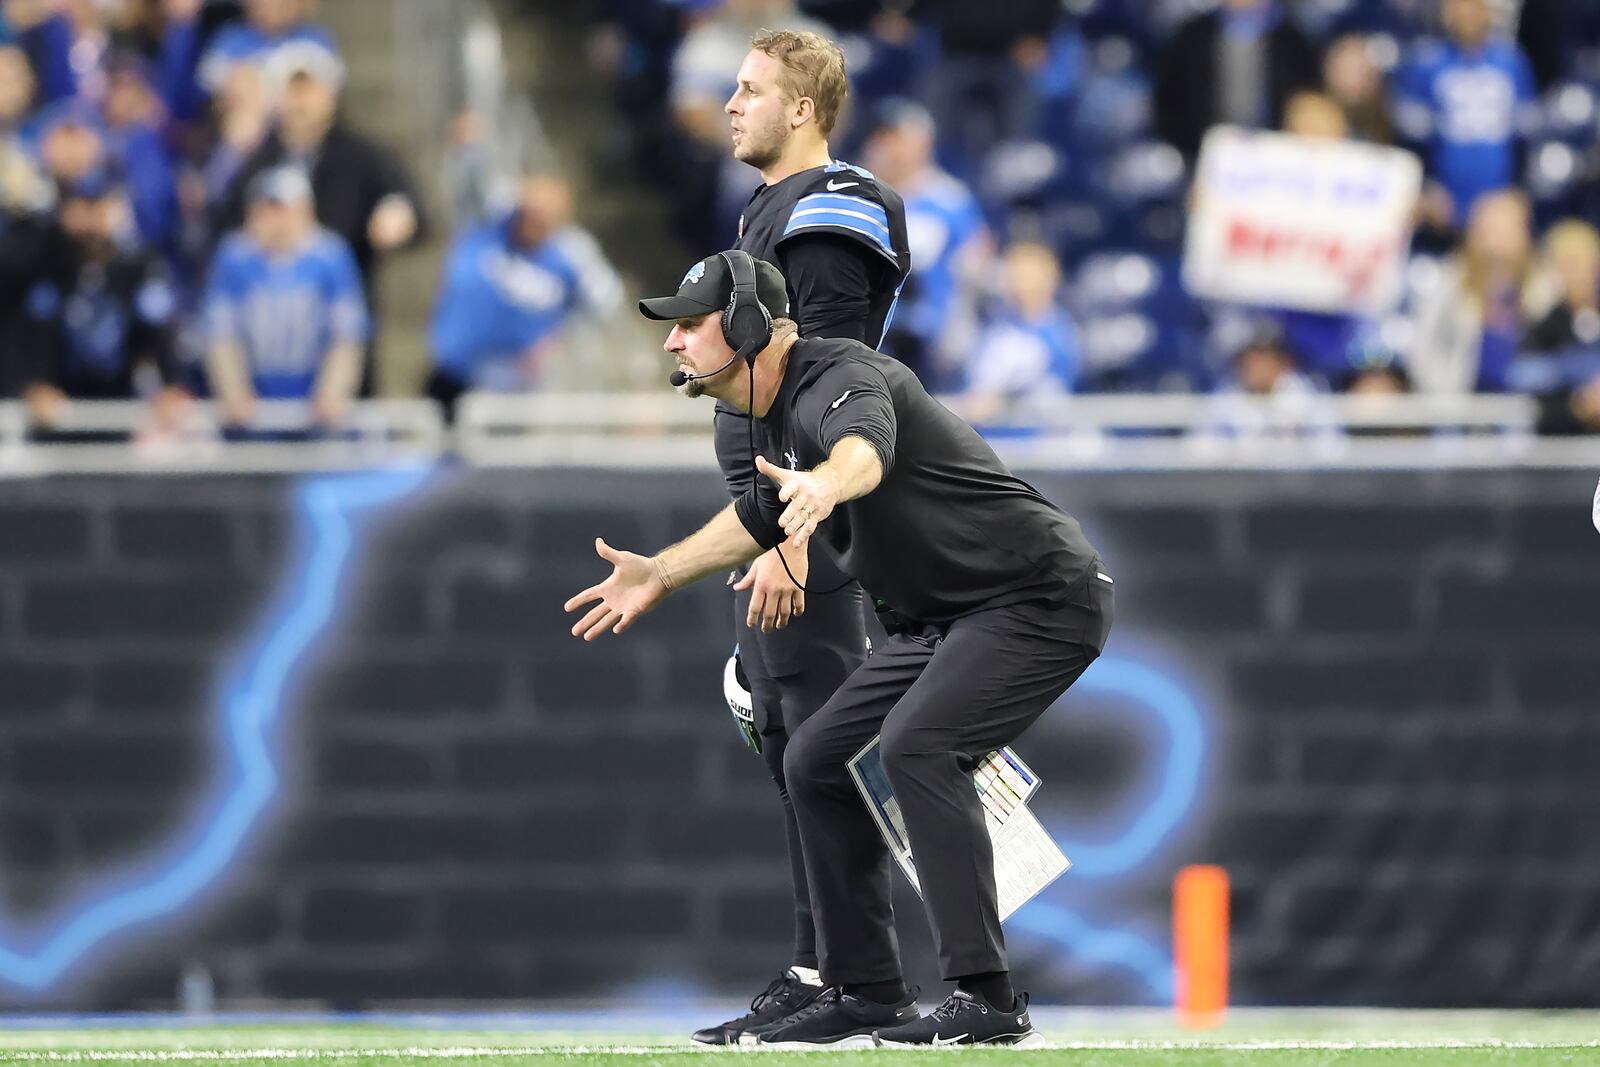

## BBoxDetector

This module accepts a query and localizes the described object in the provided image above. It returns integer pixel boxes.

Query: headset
[720,249,773,362]
[667,250,772,387]
[666,249,848,598]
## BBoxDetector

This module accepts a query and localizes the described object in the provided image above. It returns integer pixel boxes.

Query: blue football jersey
[203,229,368,398]
[428,215,621,384]
[898,169,987,344]
[1396,37,1536,222]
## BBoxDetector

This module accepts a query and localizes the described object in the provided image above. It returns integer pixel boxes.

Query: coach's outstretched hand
[564,537,667,641]
[757,455,839,549]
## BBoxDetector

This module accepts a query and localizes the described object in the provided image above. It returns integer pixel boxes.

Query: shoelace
[781,986,841,1021]
[931,994,987,1021]
[748,974,799,1015]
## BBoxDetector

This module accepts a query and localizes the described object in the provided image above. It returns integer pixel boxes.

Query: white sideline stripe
[4,1039,1600,1059]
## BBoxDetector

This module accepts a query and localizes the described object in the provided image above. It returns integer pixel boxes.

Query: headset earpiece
[720,249,773,363]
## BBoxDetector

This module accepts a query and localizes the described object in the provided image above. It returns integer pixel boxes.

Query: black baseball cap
[638,252,790,322]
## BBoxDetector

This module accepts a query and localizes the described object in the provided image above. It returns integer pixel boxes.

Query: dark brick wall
[0,467,1596,1009]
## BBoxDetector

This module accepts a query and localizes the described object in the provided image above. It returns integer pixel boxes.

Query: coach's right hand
[732,546,806,633]
[564,538,667,641]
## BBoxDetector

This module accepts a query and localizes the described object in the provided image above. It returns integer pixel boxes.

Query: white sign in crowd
[1183,127,1423,316]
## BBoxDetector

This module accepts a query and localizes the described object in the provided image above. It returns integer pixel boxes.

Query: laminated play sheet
[847,740,1070,921]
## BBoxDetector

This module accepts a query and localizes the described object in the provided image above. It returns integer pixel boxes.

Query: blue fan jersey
[428,215,621,383]
[968,308,1084,396]
[203,229,368,398]
[1396,38,1536,223]
[898,170,987,345]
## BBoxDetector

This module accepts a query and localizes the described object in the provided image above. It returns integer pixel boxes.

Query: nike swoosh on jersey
[825,179,860,191]
[830,390,853,410]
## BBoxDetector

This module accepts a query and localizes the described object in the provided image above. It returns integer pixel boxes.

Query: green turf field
[1,1010,1597,1067]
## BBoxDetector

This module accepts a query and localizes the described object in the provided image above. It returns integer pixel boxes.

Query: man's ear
[792,95,815,130]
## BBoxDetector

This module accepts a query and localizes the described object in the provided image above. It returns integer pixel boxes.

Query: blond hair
[750,29,848,139]
[1283,90,1350,141]
[1543,218,1600,264]
[1460,188,1532,310]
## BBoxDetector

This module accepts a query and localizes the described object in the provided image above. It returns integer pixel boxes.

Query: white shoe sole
[743,1033,878,1050]
[874,1030,1045,1049]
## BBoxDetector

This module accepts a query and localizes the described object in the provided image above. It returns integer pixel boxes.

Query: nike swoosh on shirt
[830,390,853,410]
[825,179,859,191]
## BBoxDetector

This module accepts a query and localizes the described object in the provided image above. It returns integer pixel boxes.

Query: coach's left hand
[756,455,839,549]
[733,546,806,632]
[563,538,667,640]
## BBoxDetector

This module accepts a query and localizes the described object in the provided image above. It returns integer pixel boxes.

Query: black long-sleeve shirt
[734,335,1100,625]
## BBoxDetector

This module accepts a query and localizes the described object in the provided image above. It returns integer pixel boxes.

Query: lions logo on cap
[682,261,706,287]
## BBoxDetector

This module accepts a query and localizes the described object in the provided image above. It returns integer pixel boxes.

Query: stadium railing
[0,400,446,475]
[454,391,1600,471]
[4,394,1599,474]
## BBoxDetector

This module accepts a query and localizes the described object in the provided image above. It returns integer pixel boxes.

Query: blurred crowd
[0,0,435,437]
[0,0,627,440]
[591,0,1600,435]
[7,0,1600,442]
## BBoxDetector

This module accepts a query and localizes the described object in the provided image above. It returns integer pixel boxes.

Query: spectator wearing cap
[202,165,366,430]
[861,98,991,388]
[958,240,1084,429]
[1153,0,1319,165]
[28,92,176,253]
[1201,330,1342,444]
[32,98,104,188]
[17,170,187,435]
[194,0,336,102]
[1395,0,1536,234]
[214,40,424,385]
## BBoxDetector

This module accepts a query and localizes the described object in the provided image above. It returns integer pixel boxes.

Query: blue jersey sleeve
[427,230,483,365]
[781,190,901,269]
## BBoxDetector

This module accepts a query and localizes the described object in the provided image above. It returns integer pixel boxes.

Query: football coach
[563,250,1113,1048]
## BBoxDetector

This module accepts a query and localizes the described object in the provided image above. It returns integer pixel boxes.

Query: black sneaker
[691,969,823,1045]
[873,989,1043,1047]
[742,985,919,1048]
